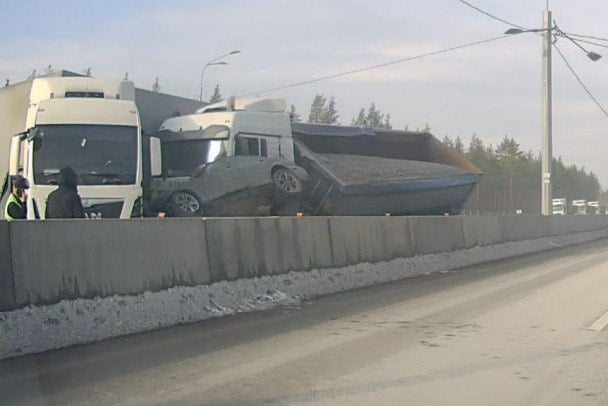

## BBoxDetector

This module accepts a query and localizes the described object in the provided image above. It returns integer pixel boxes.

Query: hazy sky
[2,1,607,185]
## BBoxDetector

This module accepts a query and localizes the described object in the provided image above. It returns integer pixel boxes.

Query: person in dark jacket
[45,166,85,219]
[4,175,29,220]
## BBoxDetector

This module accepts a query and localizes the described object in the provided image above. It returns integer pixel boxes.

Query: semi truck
[588,200,603,215]
[552,198,567,215]
[150,97,481,216]
[572,199,588,215]
[0,71,202,219]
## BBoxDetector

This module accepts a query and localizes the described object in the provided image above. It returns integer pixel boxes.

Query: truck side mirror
[150,137,162,177]
[9,135,22,176]
[26,127,40,141]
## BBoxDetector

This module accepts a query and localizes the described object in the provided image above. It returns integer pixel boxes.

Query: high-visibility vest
[4,193,23,221]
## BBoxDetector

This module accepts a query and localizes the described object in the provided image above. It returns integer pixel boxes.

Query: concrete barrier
[205,217,332,282]
[328,216,411,266]
[498,215,552,242]
[0,221,14,311]
[461,215,502,247]
[551,216,608,235]
[9,219,210,307]
[408,216,466,255]
[1,215,608,311]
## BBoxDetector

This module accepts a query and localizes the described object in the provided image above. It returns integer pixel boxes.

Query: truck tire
[169,191,202,217]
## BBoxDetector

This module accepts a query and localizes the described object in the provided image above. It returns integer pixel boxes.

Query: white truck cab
[158,97,294,163]
[1,76,142,219]
[572,199,588,215]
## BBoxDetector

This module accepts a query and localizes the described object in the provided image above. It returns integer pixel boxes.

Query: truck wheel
[273,168,303,194]
[169,191,202,217]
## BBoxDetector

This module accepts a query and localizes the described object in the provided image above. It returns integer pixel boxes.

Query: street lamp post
[199,50,241,102]
[506,8,600,215]
[541,9,553,215]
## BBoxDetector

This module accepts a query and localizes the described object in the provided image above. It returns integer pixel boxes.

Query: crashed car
[150,155,309,217]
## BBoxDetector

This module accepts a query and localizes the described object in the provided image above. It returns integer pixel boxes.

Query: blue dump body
[292,123,482,216]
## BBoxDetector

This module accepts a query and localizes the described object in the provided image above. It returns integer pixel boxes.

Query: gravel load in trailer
[316,154,466,184]
[291,124,482,216]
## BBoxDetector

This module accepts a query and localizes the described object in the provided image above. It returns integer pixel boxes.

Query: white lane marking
[588,309,608,331]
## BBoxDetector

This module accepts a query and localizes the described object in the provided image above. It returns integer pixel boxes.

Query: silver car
[150,155,309,217]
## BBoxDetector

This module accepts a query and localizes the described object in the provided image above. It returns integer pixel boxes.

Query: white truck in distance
[552,198,567,215]
[572,199,588,215]
[588,200,602,215]
[1,73,202,219]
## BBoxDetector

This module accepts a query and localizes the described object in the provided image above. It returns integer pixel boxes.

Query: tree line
[289,93,394,130]
[443,134,601,214]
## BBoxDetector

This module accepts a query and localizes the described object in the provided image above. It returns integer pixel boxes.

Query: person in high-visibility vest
[4,175,29,220]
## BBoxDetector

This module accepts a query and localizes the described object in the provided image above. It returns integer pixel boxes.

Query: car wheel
[273,168,303,194]
[169,191,202,217]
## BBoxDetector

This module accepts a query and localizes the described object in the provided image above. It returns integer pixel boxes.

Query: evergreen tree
[454,136,464,153]
[351,108,367,126]
[366,103,383,128]
[209,84,222,103]
[383,114,393,130]
[321,97,339,124]
[351,103,392,129]
[442,135,454,149]
[288,104,301,123]
[308,94,327,123]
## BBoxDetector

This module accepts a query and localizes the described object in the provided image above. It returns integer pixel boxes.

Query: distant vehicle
[552,198,567,215]
[572,199,588,215]
[588,201,603,215]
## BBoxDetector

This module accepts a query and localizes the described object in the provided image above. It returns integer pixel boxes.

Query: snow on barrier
[1,215,608,359]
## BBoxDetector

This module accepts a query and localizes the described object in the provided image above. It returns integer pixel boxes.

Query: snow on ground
[1,229,607,360]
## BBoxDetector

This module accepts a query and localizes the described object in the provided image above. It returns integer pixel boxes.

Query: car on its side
[150,155,309,217]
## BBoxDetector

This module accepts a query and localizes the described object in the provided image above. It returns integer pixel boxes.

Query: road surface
[2,239,608,405]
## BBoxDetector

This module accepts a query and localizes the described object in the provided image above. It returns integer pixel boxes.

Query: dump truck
[149,97,481,216]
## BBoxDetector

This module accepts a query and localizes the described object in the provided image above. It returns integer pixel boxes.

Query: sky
[1,0,607,185]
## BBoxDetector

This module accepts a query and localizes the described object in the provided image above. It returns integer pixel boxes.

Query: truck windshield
[32,125,138,185]
[162,140,227,177]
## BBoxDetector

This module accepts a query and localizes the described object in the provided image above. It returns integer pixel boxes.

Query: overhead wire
[455,0,527,29]
[237,34,512,98]
[558,36,608,51]
[553,43,608,119]
[566,32,608,43]
[455,0,608,50]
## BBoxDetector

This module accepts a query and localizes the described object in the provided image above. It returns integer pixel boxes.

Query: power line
[553,43,608,119]
[558,35,608,51]
[455,0,608,50]
[455,0,527,29]
[566,32,608,43]
[553,24,604,62]
[237,34,512,98]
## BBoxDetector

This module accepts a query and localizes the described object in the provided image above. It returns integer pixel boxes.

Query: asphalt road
[2,239,608,405]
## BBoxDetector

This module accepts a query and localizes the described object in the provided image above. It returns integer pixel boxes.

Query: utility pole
[541,8,553,215]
